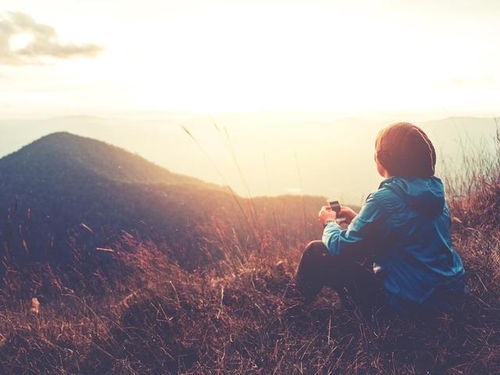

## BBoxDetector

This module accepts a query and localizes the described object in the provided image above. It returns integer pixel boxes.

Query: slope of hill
[0,132,324,298]
[0,132,214,187]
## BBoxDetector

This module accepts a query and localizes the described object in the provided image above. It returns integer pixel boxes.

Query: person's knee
[296,241,331,300]
[304,240,328,257]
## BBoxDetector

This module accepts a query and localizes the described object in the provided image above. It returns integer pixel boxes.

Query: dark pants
[295,241,383,307]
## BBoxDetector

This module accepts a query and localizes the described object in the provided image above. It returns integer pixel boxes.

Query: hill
[0,115,497,202]
[0,132,323,298]
[0,131,217,187]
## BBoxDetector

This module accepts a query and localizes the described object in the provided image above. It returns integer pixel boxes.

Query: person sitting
[295,122,466,315]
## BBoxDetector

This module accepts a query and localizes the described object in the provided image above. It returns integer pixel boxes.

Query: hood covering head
[381,176,445,217]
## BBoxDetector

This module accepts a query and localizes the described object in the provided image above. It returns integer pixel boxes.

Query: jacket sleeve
[322,193,386,257]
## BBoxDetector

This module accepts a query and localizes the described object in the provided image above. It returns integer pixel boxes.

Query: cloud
[0,12,102,65]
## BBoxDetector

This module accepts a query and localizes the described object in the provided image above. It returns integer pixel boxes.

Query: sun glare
[128,3,473,113]
[118,2,496,114]
[2,1,499,116]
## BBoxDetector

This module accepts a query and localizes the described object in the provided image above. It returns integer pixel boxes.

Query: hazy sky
[1,0,499,117]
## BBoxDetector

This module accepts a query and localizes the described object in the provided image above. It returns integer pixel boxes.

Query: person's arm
[321,194,386,257]
[339,206,358,225]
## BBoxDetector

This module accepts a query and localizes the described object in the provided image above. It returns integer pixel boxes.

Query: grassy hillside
[0,134,498,374]
[0,132,326,300]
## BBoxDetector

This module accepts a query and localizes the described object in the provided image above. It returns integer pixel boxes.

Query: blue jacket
[323,176,465,311]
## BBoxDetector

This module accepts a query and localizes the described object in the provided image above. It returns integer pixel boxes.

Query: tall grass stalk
[211,122,263,251]
[180,124,261,253]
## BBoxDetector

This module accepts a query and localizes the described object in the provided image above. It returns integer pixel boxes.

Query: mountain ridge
[0,131,221,189]
[0,131,322,288]
[0,132,239,277]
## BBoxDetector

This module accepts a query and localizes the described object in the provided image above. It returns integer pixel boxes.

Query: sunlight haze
[2,0,499,115]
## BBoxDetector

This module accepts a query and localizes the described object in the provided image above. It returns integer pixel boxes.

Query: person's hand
[339,206,358,224]
[318,206,337,227]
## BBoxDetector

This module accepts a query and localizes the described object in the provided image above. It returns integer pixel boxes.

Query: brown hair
[375,122,436,178]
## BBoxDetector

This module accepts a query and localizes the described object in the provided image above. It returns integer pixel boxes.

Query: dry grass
[0,232,498,374]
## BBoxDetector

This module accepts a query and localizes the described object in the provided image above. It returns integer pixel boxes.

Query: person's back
[296,122,466,315]
[365,176,465,312]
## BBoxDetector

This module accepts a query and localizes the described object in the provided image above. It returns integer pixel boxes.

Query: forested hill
[0,132,217,188]
[0,132,323,296]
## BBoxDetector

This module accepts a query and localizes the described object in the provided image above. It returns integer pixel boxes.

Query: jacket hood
[380,176,445,217]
